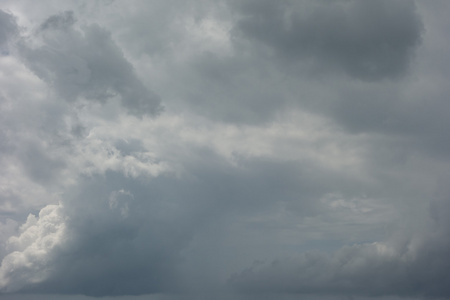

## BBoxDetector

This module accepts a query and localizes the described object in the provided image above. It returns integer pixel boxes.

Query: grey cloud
[40,10,77,31]
[0,10,18,55]
[230,0,423,80]
[229,240,450,298]
[19,141,66,185]
[1,2,450,300]
[114,139,145,156]
[92,1,292,124]
[0,145,381,296]
[229,194,450,298]
[184,53,287,123]
[131,0,425,126]
[313,77,450,162]
[1,173,190,295]
[18,11,162,117]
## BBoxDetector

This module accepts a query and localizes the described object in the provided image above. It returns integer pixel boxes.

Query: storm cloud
[0,1,450,300]
[231,0,423,80]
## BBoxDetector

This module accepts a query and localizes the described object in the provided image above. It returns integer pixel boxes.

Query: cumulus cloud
[0,204,66,293]
[0,113,379,296]
[0,173,189,296]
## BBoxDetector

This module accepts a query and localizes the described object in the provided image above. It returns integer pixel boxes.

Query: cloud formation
[18,11,162,116]
[0,10,18,55]
[0,1,450,300]
[229,222,450,298]
[231,0,423,80]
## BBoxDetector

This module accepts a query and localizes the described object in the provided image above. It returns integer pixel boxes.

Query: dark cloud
[0,145,382,296]
[18,11,162,117]
[228,177,450,299]
[140,0,425,125]
[231,0,423,80]
[0,173,189,295]
[229,217,450,298]
[0,10,18,55]
[31,185,184,295]
[1,2,450,300]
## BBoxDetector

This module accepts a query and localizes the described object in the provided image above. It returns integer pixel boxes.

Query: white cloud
[0,204,66,293]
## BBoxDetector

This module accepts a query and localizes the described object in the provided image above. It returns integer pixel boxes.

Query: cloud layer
[0,1,450,300]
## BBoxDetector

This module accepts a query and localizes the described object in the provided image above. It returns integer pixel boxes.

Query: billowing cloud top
[0,1,449,300]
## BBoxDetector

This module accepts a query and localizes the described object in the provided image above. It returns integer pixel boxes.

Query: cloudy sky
[1,1,450,299]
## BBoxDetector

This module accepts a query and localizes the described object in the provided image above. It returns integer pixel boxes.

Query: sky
[0,1,450,299]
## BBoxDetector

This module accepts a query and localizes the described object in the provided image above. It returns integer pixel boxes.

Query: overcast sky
[1,1,450,299]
